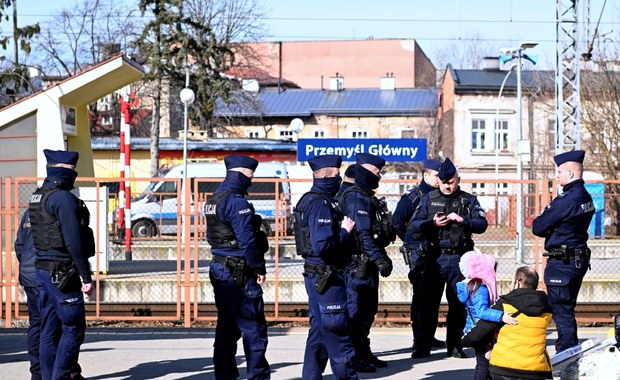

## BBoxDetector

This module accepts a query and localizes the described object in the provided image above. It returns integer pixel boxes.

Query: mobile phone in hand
[436,212,445,218]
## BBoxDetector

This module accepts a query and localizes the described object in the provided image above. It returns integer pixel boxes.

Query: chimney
[483,56,500,71]
[380,72,395,90]
[329,73,344,91]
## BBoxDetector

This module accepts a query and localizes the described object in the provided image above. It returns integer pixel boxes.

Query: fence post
[3,177,13,327]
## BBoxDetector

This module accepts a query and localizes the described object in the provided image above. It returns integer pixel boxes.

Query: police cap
[344,164,357,178]
[224,155,259,171]
[438,157,457,181]
[43,149,79,166]
[356,153,385,170]
[553,150,585,166]
[423,159,442,172]
[308,154,342,171]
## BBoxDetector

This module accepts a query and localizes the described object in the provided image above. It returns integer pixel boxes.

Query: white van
[126,162,290,237]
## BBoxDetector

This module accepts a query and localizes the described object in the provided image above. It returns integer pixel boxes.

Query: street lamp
[179,67,195,241]
[494,64,517,226]
[499,41,538,263]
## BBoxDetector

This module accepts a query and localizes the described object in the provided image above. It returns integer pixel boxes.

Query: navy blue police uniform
[341,153,394,372]
[336,164,356,200]
[391,159,445,355]
[205,155,271,380]
[29,149,93,380]
[294,155,359,380]
[15,210,84,380]
[532,150,594,352]
[410,158,488,358]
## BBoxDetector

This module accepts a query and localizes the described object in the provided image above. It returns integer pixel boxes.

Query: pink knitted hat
[460,250,498,303]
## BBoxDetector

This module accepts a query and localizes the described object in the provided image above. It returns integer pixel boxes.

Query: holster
[53,263,79,292]
[316,266,335,295]
[353,254,370,280]
[214,255,249,286]
[400,245,411,267]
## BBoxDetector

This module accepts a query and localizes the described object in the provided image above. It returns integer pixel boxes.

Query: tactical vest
[29,186,66,251]
[293,191,343,258]
[343,186,396,249]
[426,189,474,251]
[404,186,424,242]
[204,190,241,249]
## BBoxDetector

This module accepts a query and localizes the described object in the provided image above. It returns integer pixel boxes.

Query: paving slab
[0,326,612,379]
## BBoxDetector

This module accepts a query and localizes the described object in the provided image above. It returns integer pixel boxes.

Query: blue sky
[5,0,619,70]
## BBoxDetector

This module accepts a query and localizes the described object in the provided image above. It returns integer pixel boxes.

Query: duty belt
[440,248,461,256]
[212,254,245,267]
[304,262,339,275]
[35,260,64,271]
[544,247,591,269]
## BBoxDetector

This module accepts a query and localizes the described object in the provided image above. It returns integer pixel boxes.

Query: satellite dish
[290,118,304,134]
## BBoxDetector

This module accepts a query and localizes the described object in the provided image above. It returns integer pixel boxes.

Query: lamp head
[180,88,195,104]
[519,41,539,50]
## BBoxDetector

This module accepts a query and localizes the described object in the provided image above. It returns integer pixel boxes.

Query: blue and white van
[126,162,290,237]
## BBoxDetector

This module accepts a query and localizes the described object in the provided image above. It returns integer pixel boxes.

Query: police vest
[404,186,424,242]
[28,186,94,257]
[204,190,241,249]
[343,186,396,249]
[292,191,343,258]
[426,189,474,251]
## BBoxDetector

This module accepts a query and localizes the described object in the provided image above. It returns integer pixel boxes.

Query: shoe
[447,348,468,358]
[352,357,376,373]
[411,349,431,358]
[431,338,446,348]
[367,354,388,368]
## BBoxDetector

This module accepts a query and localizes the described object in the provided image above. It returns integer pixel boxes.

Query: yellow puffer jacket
[489,288,553,379]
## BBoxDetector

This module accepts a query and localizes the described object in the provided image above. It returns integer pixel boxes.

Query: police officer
[533,150,594,353]
[336,164,356,199]
[410,158,488,359]
[391,159,446,356]
[341,153,394,372]
[205,155,270,380]
[29,149,94,380]
[15,209,85,380]
[294,154,358,380]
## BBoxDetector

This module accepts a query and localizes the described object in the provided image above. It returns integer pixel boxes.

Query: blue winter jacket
[457,280,504,333]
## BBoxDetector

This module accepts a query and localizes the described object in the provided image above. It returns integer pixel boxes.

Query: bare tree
[432,32,496,70]
[33,0,141,77]
[580,51,620,234]
[135,0,268,176]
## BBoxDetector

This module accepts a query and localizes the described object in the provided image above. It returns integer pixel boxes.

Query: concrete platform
[0,326,612,379]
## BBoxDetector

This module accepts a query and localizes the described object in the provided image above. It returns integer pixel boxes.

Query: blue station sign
[297,138,427,162]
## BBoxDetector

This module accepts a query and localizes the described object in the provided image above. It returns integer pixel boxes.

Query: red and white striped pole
[120,90,132,260]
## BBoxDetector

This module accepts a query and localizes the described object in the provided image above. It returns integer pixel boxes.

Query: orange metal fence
[1,176,619,327]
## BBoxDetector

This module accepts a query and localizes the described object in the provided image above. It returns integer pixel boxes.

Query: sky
[4,0,619,70]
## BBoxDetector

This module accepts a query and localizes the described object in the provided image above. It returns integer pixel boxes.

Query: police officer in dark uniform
[294,154,358,380]
[410,158,488,359]
[391,159,446,355]
[336,164,356,199]
[29,149,94,380]
[15,209,84,380]
[341,153,394,372]
[205,155,270,380]
[533,150,594,353]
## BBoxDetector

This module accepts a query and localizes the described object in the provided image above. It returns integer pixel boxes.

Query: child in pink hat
[458,249,517,380]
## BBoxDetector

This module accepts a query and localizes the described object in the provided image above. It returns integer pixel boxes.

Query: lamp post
[179,67,195,241]
[494,64,516,226]
[499,42,538,263]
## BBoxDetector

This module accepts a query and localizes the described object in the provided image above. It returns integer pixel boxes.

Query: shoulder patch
[238,208,252,215]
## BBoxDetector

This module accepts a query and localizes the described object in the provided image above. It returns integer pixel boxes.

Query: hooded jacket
[463,287,553,379]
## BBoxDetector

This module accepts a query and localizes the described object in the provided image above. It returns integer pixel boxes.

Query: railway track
[8,302,616,324]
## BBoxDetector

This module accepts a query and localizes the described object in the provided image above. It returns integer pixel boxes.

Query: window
[471,119,486,150]
[472,183,486,195]
[278,130,294,140]
[351,130,368,138]
[248,131,259,139]
[495,120,509,150]
[313,130,325,138]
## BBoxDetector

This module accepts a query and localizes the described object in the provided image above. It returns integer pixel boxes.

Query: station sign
[297,138,427,162]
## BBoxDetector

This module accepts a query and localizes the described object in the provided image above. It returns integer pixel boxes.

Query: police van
[125,162,291,237]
